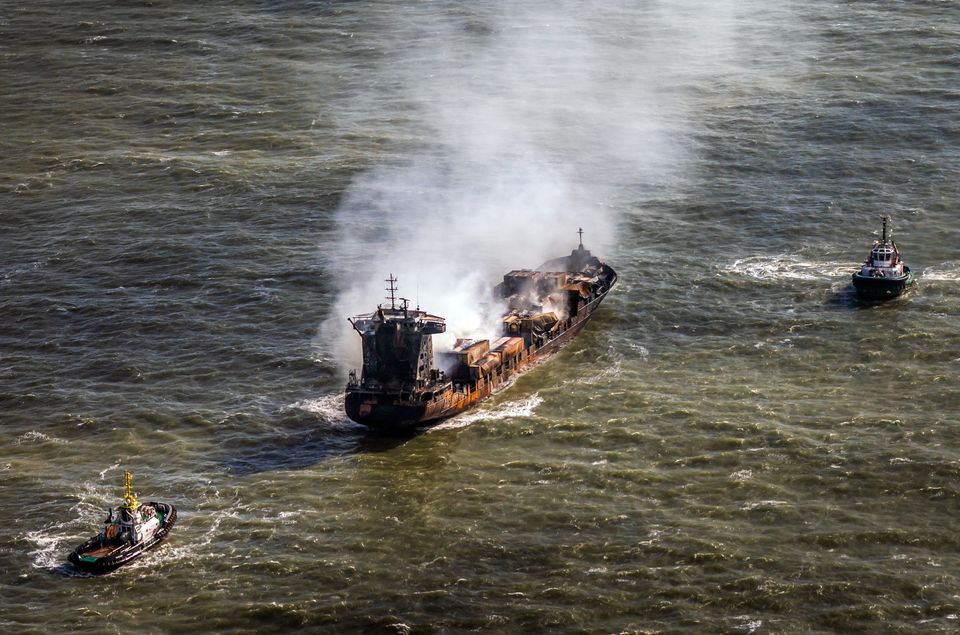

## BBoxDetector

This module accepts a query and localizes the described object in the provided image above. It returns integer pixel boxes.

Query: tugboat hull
[851,217,913,300]
[68,502,177,574]
[852,267,913,299]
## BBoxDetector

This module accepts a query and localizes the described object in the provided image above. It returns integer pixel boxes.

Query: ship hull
[344,394,431,428]
[852,267,913,299]
[346,272,616,431]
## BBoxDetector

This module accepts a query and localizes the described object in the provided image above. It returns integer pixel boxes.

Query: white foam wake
[15,431,68,445]
[150,510,236,567]
[26,482,110,575]
[99,462,121,479]
[286,393,360,429]
[289,392,343,416]
[431,392,544,431]
[724,256,853,281]
[920,262,960,281]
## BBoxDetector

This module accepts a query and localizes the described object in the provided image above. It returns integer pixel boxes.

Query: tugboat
[68,471,176,574]
[851,215,914,299]
[344,229,618,430]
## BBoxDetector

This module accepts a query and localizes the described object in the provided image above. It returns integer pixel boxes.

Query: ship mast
[578,227,584,248]
[121,471,139,512]
[881,215,890,243]
[385,274,398,310]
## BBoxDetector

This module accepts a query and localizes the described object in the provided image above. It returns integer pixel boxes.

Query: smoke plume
[320,1,774,368]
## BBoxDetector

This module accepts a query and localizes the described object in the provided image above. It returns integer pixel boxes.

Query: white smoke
[319,1,800,368]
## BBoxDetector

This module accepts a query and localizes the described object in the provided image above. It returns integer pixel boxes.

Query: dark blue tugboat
[851,216,914,299]
[68,472,176,574]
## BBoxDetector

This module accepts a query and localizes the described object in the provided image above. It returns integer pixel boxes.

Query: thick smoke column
[321,1,761,367]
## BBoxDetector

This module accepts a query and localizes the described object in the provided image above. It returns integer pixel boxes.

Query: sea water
[2,1,959,632]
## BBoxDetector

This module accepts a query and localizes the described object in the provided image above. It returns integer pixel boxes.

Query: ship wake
[430,392,544,431]
[287,393,363,430]
[26,482,113,576]
[920,261,960,281]
[725,256,853,281]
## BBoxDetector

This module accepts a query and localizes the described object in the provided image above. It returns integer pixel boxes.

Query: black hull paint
[852,267,913,299]
[344,395,429,428]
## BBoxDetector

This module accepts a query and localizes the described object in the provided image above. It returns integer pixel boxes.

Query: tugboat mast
[121,471,139,511]
[881,215,890,243]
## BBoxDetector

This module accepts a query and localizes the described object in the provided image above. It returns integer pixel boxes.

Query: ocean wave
[15,431,68,446]
[740,500,791,511]
[99,462,122,479]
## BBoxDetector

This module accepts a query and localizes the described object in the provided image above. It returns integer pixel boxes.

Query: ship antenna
[881,215,890,243]
[577,227,584,248]
[385,274,398,310]
[121,470,139,512]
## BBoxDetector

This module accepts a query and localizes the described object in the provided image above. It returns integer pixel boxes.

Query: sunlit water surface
[2,1,959,633]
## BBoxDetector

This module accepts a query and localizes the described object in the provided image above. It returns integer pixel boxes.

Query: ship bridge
[347,275,446,392]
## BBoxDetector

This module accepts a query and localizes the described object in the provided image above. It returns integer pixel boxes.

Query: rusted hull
[346,389,484,429]
[346,277,616,431]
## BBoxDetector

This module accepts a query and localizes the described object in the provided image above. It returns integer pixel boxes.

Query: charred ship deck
[344,232,617,430]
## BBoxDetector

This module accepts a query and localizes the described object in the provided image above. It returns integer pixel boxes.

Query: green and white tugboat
[851,216,914,299]
[68,471,176,574]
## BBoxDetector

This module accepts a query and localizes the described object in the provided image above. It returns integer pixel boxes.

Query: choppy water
[3,1,960,633]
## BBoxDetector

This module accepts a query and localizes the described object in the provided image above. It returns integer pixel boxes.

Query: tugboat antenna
[385,274,398,310]
[577,227,584,248]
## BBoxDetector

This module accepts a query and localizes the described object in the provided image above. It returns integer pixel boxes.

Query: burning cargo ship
[344,231,618,430]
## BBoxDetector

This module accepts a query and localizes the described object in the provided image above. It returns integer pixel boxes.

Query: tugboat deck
[81,545,116,558]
